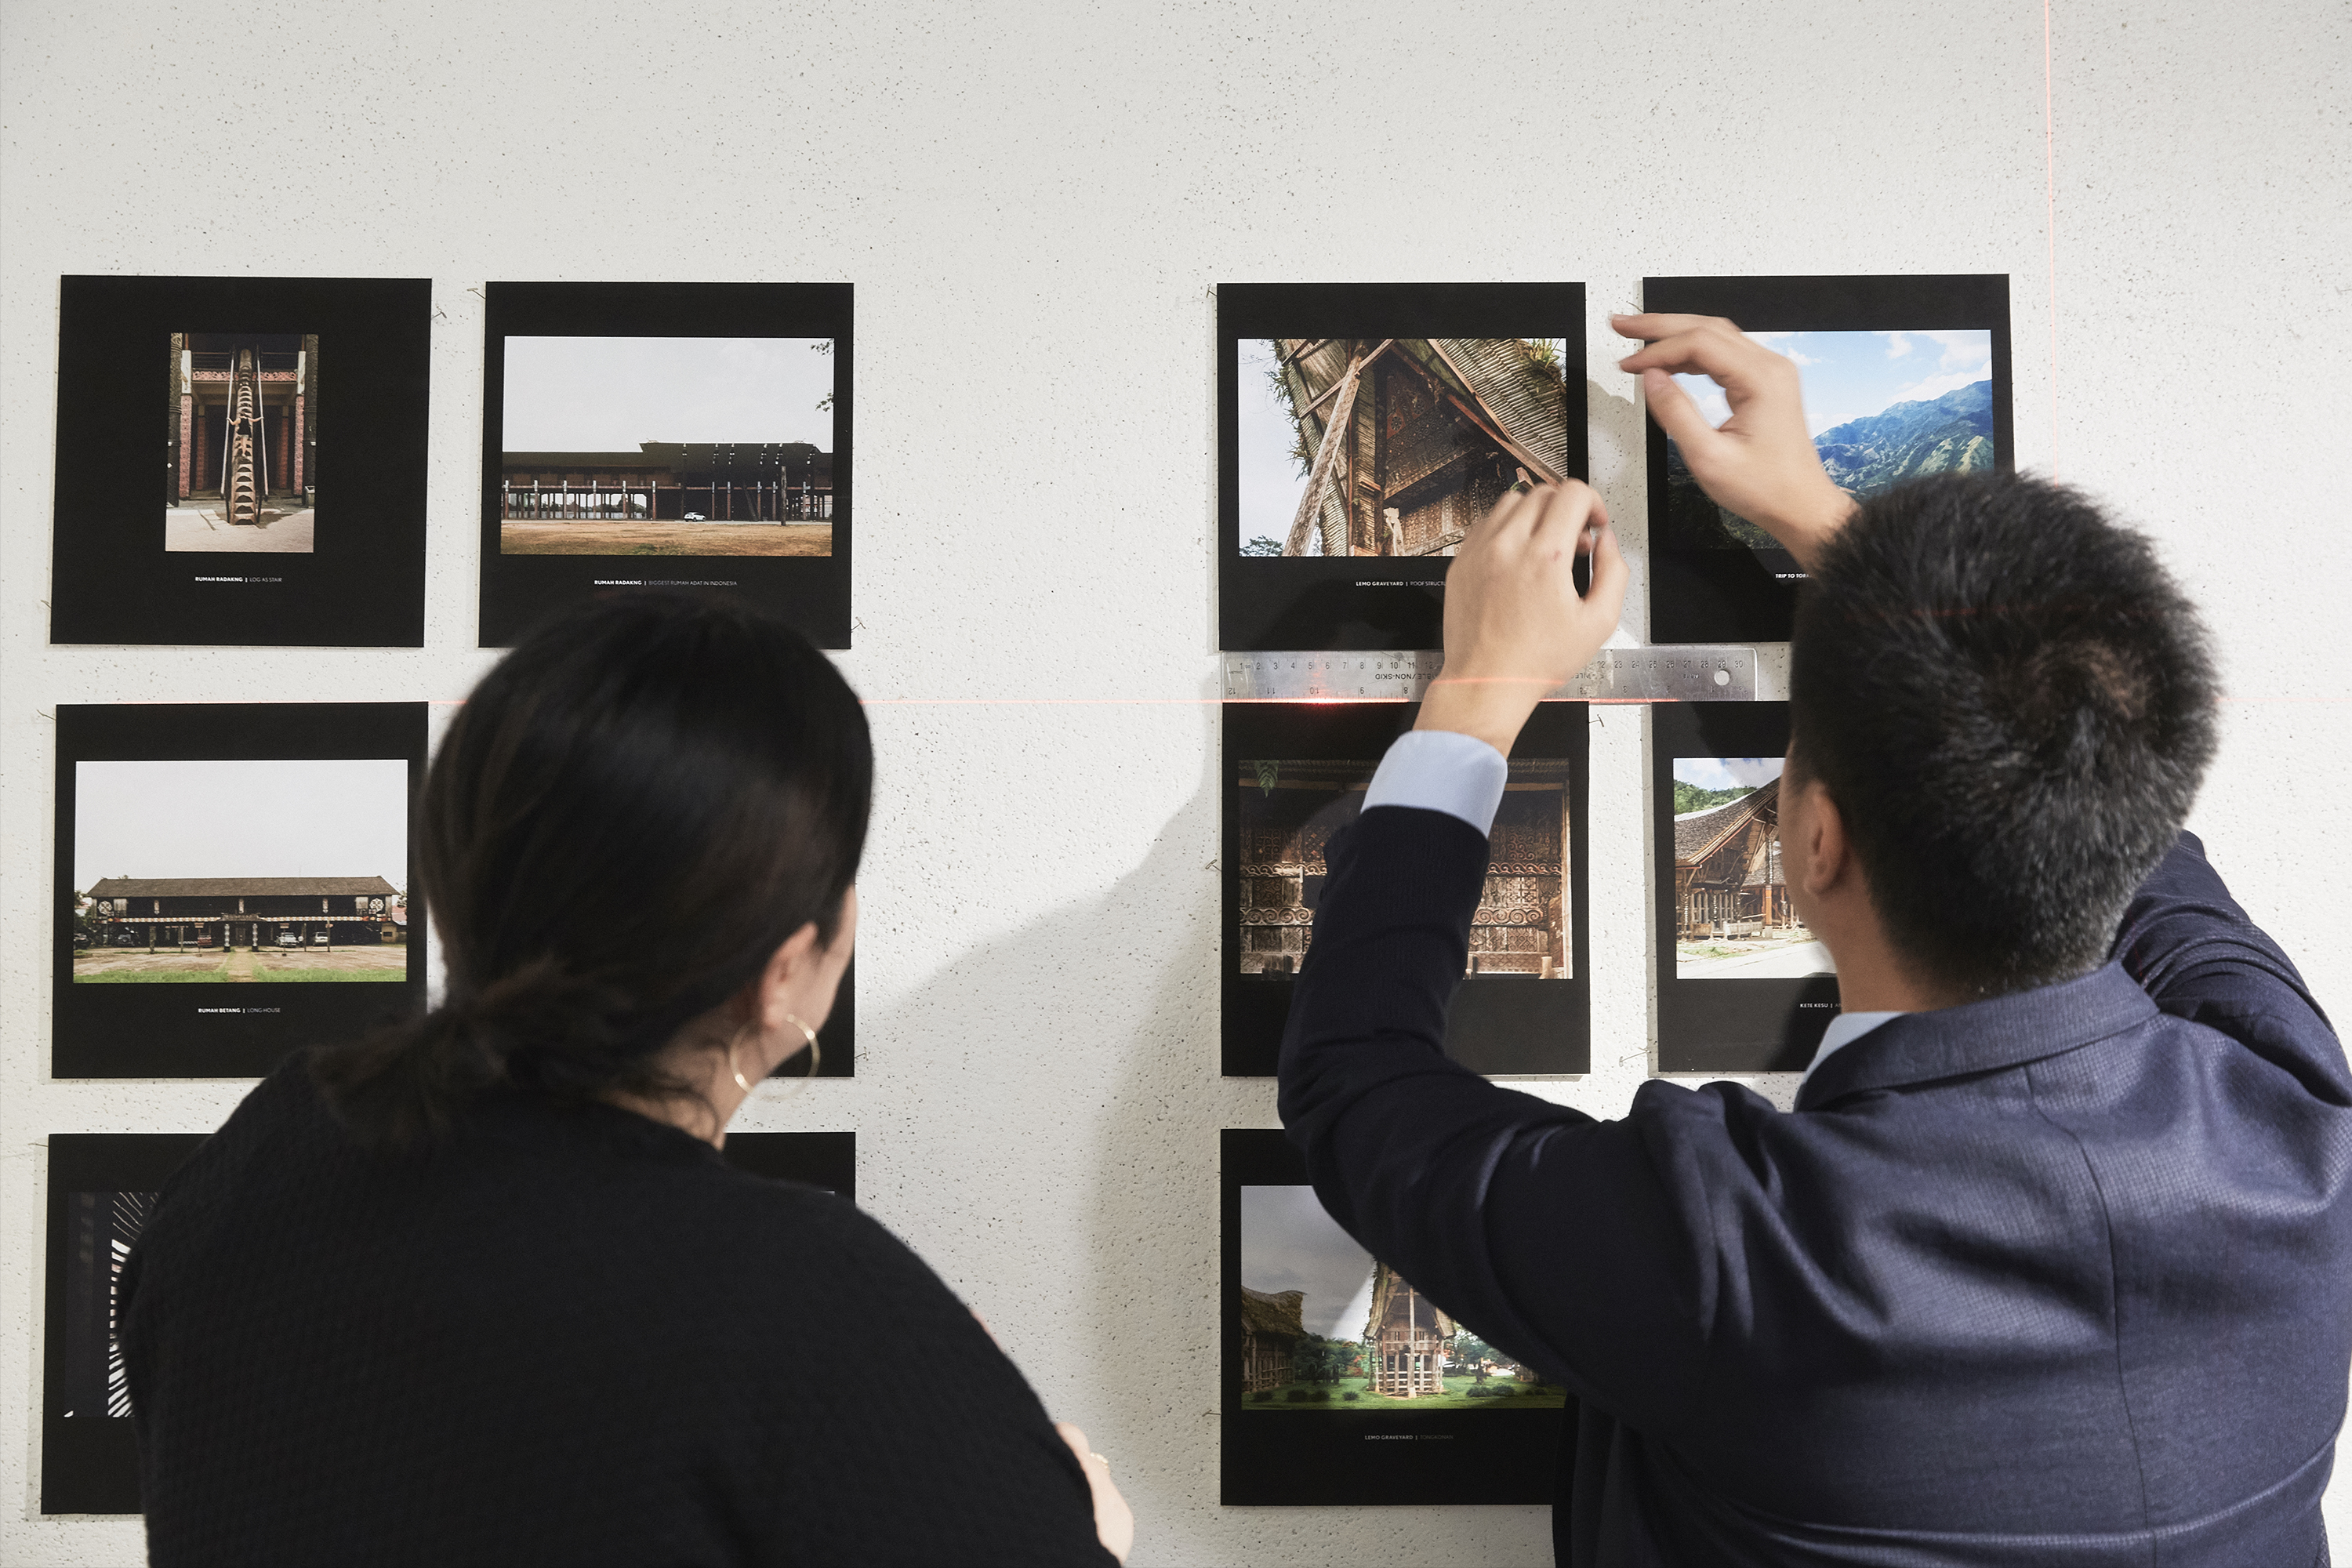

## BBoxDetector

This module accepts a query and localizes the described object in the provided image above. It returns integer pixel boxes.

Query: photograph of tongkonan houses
[499,336,833,557]
[50,1188,155,1421]
[1671,757,1835,980]
[1236,758,1571,978]
[1664,329,1994,561]
[1236,339,1570,558]
[71,757,408,984]
[1237,1185,1563,1412]
[165,333,318,553]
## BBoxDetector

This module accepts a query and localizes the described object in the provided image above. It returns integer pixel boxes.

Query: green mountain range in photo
[1668,379,1994,554]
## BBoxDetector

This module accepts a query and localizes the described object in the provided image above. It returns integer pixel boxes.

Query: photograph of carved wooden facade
[1240,337,1570,559]
[1235,758,1570,979]
[163,333,318,553]
[1221,700,1588,1076]
[498,336,835,558]
[1671,757,1834,980]
[44,1134,209,1515]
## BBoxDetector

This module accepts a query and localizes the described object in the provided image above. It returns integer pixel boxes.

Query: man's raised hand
[1613,312,1854,571]
[1417,480,1625,756]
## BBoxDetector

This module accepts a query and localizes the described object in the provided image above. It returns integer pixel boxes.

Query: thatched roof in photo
[1240,1286,1305,1343]
[1672,778,1779,868]
[88,877,401,899]
[1272,336,1571,489]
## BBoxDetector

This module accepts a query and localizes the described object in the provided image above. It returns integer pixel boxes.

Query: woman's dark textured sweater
[119,1058,1113,1566]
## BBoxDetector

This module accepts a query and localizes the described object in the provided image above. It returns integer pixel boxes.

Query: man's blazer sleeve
[1277,805,1713,1431]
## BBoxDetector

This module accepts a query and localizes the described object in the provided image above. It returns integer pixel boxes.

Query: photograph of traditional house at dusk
[1236,757,1570,979]
[1671,757,1835,980]
[499,336,834,557]
[70,758,407,983]
[1236,337,1570,559]
[1236,1185,1564,1412]
[1664,329,1995,564]
[165,333,318,554]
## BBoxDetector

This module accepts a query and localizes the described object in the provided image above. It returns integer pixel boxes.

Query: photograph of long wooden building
[76,877,405,984]
[164,332,318,554]
[1236,758,1570,978]
[71,755,410,985]
[1671,761,1834,979]
[498,335,836,558]
[1240,338,1570,557]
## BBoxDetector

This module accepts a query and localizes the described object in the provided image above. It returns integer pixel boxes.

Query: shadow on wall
[849,707,1550,1565]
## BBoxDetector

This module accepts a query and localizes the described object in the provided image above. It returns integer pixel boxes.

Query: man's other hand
[1613,312,1855,571]
[1417,480,1626,756]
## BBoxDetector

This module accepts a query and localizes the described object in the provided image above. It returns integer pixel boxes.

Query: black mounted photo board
[1653,702,1840,1072]
[1221,1130,1562,1505]
[53,702,427,1079]
[719,1131,856,1200]
[43,1133,210,1515]
[1223,702,1588,1077]
[1218,283,1587,650]
[1642,274,2012,644]
[478,281,852,649]
[50,274,431,647]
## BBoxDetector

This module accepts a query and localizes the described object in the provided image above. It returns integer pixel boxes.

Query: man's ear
[1797,779,1852,899]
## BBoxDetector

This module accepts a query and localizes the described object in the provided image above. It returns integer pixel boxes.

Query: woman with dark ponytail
[118,593,1131,1566]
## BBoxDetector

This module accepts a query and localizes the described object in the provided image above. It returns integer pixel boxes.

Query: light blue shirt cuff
[1801,1011,1904,1083]
[1361,728,1510,836]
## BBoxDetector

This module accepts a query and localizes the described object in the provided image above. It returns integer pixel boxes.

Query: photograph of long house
[1671,757,1834,979]
[1236,1185,1560,1411]
[1238,338,1570,558]
[499,336,833,557]
[1237,758,1570,978]
[165,332,318,554]
[1666,328,1994,559]
[71,757,407,984]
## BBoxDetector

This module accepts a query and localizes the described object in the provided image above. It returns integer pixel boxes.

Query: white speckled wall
[4,2,2346,1561]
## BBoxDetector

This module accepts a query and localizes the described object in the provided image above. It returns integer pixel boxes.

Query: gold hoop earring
[783,1013,821,1080]
[728,1026,757,1096]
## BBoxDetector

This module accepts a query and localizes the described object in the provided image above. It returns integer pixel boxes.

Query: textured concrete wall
[2,1,2346,1562]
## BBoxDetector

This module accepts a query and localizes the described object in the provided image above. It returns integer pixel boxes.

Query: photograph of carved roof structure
[1235,757,1569,978]
[1670,757,1833,979]
[164,333,318,554]
[498,336,835,557]
[1239,338,1570,558]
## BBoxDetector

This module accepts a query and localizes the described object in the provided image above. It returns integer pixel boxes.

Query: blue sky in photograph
[1238,339,1313,554]
[503,336,833,451]
[1673,329,1993,438]
[1673,756,1784,794]
[76,759,408,889]
[1241,1184,1377,1338]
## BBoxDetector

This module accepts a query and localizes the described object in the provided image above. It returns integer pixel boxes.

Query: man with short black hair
[1279,313,2347,1566]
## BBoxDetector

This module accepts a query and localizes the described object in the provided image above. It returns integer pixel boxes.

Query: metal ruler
[1221,647,1757,702]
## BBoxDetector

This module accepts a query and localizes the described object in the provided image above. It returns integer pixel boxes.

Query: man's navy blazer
[1278,809,2348,1566]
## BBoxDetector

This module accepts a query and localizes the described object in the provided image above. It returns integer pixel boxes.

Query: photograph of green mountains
[1235,1185,1564,1414]
[1664,328,1995,561]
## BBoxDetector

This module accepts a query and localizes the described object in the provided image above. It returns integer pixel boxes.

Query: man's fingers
[1582,524,1629,625]
[1524,479,1595,548]
[1610,311,1742,345]
[1638,368,1726,460]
